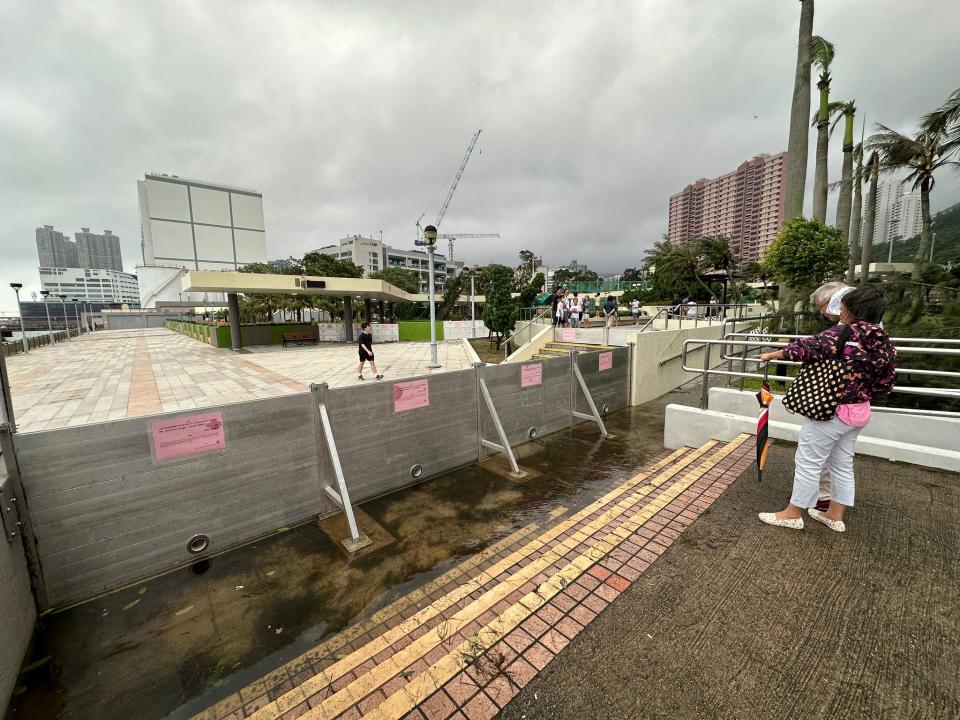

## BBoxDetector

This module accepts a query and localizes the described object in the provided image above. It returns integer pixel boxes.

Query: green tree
[437,272,469,320]
[481,264,518,349]
[785,0,815,218]
[519,272,545,307]
[515,249,537,288]
[697,236,741,301]
[621,267,643,281]
[762,217,847,299]
[846,142,866,283]
[369,267,420,294]
[810,35,836,222]
[301,252,364,278]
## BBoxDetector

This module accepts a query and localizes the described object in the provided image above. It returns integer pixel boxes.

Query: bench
[282,331,318,347]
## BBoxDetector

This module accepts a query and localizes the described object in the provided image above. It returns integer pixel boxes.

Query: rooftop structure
[39,266,139,305]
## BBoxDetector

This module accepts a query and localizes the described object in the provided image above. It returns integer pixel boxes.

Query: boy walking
[357,322,383,380]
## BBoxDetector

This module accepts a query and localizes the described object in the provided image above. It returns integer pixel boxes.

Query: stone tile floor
[4,329,471,432]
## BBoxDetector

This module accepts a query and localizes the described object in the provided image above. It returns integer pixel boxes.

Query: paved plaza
[4,329,471,432]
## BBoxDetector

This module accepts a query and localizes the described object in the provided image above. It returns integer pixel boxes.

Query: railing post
[700,342,711,410]
[0,350,14,431]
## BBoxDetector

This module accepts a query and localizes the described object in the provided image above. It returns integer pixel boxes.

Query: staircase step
[544,342,615,352]
[207,436,755,720]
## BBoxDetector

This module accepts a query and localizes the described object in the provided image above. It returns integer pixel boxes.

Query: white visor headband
[827,286,854,316]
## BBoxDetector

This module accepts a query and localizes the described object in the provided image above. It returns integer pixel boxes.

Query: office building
[75,228,123,271]
[39,267,140,305]
[312,236,447,292]
[36,226,79,267]
[668,152,788,263]
[136,173,268,307]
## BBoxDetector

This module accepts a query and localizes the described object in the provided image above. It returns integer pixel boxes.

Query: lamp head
[40,290,49,297]
[423,225,438,245]
[9,283,22,291]
[59,294,67,300]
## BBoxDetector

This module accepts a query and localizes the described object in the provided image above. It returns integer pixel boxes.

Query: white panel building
[312,236,448,292]
[40,267,140,304]
[136,173,268,307]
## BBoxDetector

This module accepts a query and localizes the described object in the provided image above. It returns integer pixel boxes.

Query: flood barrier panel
[12,394,329,609]
[9,351,628,610]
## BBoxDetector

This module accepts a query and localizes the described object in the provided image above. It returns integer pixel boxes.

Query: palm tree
[827,100,857,275]
[784,0,815,218]
[845,142,865,283]
[697,236,741,302]
[859,151,880,283]
[868,104,960,281]
[809,35,836,223]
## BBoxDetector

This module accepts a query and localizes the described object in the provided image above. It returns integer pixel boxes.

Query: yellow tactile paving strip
[229,441,740,720]
[192,509,567,720]
[368,436,749,719]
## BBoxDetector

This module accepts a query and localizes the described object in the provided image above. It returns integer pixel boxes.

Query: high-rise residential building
[36,225,79,267]
[36,226,124,271]
[136,173,268,307]
[874,179,923,248]
[311,236,447,292]
[75,227,123,271]
[668,152,788,263]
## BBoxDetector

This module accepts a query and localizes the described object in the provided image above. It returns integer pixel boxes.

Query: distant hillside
[871,201,960,264]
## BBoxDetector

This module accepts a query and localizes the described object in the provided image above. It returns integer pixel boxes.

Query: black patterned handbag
[781,325,853,421]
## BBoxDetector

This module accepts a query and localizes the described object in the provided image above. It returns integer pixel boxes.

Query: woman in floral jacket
[756,286,896,533]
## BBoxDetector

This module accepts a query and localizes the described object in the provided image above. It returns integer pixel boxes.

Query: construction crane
[437,233,500,263]
[416,129,482,245]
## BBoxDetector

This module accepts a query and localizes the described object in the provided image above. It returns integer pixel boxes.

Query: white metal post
[470,275,476,339]
[41,296,53,343]
[428,243,439,368]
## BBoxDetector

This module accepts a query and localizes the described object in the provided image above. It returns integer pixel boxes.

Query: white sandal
[758,512,804,530]
[808,508,845,533]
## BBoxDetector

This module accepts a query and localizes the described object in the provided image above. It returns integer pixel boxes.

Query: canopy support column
[343,296,354,342]
[227,292,242,352]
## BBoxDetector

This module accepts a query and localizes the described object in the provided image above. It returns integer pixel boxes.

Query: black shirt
[358,331,373,355]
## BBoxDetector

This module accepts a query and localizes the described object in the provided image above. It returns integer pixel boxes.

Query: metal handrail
[679,337,960,417]
[503,307,551,358]
[638,307,667,332]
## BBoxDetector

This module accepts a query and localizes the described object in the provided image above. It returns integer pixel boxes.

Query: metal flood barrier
[3,351,629,611]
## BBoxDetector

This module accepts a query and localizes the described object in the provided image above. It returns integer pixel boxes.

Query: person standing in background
[630,298,641,324]
[603,295,617,328]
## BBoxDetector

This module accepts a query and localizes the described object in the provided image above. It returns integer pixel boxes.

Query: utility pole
[9,283,27,353]
[424,225,440,368]
[39,290,54,342]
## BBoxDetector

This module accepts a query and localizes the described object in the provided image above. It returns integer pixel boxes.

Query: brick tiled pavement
[189,435,754,720]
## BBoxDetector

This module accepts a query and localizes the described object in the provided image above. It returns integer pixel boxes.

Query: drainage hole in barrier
[410,464,423,479]
[528,427,539,439]
[601,404,610,416]
[187,534,210,554]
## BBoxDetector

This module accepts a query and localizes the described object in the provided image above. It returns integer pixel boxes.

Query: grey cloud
[1,0,957,308]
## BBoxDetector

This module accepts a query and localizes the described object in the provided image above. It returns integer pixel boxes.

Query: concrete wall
[627,324,730,406]
[324,369,480,501]
[102,311,181,330]
[13,394,331,609]
[0,459,36,717]
[663,403,960,473]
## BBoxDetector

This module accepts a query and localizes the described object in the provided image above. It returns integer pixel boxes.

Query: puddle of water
[7,405,665,720]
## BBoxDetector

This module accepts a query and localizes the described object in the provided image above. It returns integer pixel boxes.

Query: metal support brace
[317,401,371,552]
[478,376,527,479]
[572,361,610,437]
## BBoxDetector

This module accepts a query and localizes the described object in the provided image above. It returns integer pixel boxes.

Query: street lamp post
[72,299,82,335]
[470,273,477,339]
[423,225,440,368]
[39,290,54,343]
[58,295,67,336]
[9,283,27,353]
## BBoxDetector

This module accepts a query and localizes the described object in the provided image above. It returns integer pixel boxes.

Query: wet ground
[7,400,671,720]
[499,443,960,720]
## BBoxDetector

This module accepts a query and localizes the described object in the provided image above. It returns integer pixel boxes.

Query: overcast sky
[2,0,959,310]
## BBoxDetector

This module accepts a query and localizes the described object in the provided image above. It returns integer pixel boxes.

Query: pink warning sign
[521,363,542,388]
[561,329,576,342]
[599,351,613,372]
[151,411,225,463]
[393,378,430,412]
